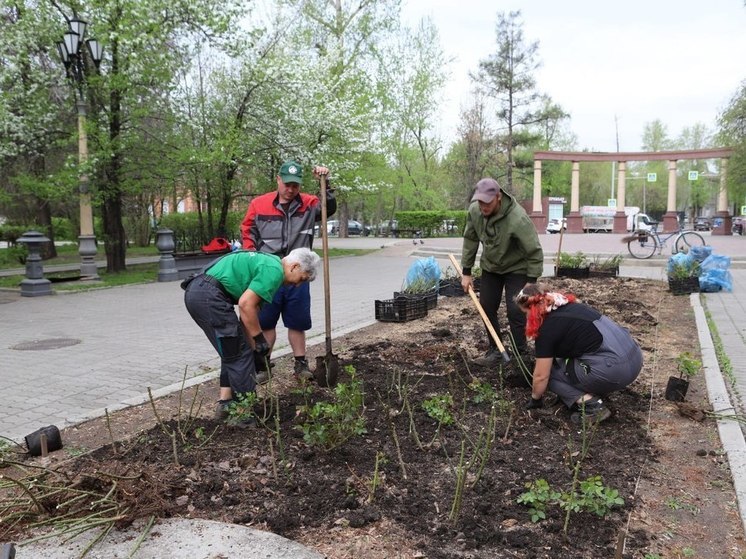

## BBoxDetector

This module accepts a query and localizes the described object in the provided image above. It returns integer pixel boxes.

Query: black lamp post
[56,16,103,280]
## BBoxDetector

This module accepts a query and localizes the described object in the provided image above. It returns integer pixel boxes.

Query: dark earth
[2,276,745,558]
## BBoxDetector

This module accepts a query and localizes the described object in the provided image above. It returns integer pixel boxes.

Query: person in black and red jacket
[240,160,336,383]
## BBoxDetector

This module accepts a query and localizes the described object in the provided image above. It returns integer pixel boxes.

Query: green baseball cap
[279,160,303,184]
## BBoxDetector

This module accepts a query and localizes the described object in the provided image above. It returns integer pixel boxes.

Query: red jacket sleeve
[241,203,256,250]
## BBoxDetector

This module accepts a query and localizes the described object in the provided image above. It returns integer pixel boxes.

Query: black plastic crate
[375,298,428,322]
[668,277,700,296]
[439,282,467,297]
[393,289,438,310]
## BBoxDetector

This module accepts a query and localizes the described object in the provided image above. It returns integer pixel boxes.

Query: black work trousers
[184,276,256,396]
[478,271,528,353]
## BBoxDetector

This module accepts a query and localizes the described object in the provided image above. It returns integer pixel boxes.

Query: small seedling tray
[668,277,700,296]
[375,298,428,322]
[393,289,438,310]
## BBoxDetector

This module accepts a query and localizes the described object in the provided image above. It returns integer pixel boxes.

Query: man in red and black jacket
[240,160,336,382]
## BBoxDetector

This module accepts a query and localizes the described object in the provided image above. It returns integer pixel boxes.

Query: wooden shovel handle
[448,254,510,363]
[319,174,333,354]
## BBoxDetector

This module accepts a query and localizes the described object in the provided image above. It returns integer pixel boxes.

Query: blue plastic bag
[699,253,733,292]
[688,245,712,262]
[404,256,440,290]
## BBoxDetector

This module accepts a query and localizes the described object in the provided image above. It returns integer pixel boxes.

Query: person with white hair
[183,248,321,426]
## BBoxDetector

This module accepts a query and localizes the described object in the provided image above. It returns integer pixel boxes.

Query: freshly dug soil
[3,277,745,558]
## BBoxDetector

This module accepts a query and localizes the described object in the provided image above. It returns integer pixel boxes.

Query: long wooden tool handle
[448,254,510,363]
[320,174,332,354]
[555,220,565,270]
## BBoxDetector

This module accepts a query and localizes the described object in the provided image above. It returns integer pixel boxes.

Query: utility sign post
[607,199,616,208]
[647,173,657,182]
[688,171,699,181]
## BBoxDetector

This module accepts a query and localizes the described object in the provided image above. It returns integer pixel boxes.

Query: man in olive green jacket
[460,178,544,366]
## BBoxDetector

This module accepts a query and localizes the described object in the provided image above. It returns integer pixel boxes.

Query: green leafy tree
[472,10,566,196]
[717,81,746,211]
[446,92,501,208]
[0,2,76,256]
[75,0,249,271]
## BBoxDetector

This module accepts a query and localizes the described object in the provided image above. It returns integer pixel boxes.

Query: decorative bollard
[155,228,179,282]
[17,231,53,297]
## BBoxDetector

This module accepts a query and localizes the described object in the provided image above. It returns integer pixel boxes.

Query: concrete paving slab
[16,518,324,558]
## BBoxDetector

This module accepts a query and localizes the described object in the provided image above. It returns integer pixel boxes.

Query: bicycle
[626,223,706,259]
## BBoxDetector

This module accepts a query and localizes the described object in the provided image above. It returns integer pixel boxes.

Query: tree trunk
[102,185,127,272]
[100,44,127,273]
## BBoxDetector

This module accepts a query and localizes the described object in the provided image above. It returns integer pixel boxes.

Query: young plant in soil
[590,253,624,271]
[400,276,437,294]
[147,369,214,465]
[296,365,366,451]
[668,260,701,280]
[557,251,589,268]
[676,352,701,380]
[421,393,454,446]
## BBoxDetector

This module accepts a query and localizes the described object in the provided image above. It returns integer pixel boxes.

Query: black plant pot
[589,266,619,278]
[668,277,700,296]
[555,266,590,279]
[664,376,690,402]
[25,425,63,456]
[438,281,466,297]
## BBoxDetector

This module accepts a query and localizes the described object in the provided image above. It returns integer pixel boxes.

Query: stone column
[155,228,180,282]
[17,231,53,297]
[714,157,732,236]
[663,160,679,232]
[613,161,628,233]
[567,161,582,233]
[530,159,545,232]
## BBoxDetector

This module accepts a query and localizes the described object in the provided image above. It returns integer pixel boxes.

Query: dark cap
[279,160,303,184]
[471,178,501,203]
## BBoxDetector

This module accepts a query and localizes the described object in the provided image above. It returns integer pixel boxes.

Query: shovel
[448,254,511,364]
[314,173,340,387]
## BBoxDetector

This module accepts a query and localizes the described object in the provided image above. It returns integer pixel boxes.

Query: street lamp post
[56,16,103,280]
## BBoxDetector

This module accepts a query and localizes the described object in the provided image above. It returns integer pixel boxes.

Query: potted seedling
[667,260,701,296]
[555,251,590,278]
[439,267,466,297]
[394,276,439,310]
[589,254,623,278]
[664,351,701,402]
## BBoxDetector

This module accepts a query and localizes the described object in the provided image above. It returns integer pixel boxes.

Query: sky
[400,0,746,153]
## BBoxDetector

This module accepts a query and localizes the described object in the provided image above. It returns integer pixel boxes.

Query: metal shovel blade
[315,353,340,387]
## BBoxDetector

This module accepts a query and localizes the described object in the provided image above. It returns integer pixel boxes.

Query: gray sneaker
[293,358,314,381]
[215,400,231,421]
[571,397,612,425]
[224,415,257,428]
[472,348,501,367]
[255,369,271,385]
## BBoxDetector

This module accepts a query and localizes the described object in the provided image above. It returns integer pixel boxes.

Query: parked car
[693,217,712,231]
[733,217,744,235]
[546,218,567,234]
[315,219,369,236]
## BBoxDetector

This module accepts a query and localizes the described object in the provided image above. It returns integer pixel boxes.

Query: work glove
[253,333,270,357]
[526,277,537,285]
[526,396,543,410]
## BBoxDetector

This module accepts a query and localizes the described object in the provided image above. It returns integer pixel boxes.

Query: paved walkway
[2,232,746,555]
